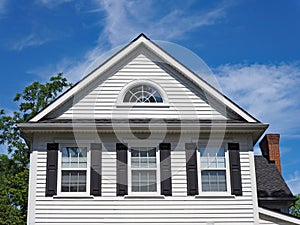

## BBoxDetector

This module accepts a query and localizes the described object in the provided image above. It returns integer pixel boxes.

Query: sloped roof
[255,156,295,200]
[29,34,261,123]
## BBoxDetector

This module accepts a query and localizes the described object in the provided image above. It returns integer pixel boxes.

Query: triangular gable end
[30,34,259,123]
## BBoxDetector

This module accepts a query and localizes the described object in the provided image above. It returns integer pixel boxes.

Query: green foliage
[0,73,71,225]
[290,194,300,217]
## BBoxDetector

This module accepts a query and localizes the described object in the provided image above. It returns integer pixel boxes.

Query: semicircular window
[123,85,163,103]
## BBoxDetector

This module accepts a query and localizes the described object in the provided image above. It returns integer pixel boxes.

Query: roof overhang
[19,120,268,145]
[259,207,300,224]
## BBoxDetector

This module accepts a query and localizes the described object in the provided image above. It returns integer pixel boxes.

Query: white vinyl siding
[47,54,239,120]
[29,134,261,225]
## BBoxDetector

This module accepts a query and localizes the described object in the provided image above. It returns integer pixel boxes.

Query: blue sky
[0,0,299,193]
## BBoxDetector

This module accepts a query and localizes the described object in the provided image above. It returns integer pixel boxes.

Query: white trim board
[259,207,300,225]
[30,34,259,123]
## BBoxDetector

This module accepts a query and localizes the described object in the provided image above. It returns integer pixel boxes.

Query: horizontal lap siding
[36,151,47,198]
[56,54,228,120]
[171,150,187,196]
[32,148,256,224]
[34,198,255,224]
[102,150,116,197]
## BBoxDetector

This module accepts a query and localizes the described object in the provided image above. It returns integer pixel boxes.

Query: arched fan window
[123,85,163,103]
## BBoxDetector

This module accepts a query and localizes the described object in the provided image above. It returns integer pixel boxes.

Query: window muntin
[123,85,163,103]
[130,147,158,193]
[60,147,88,193]
[61,171,86,192]
[199,146,227,192]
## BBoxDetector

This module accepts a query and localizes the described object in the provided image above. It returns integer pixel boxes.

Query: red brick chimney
[259,134,282,174]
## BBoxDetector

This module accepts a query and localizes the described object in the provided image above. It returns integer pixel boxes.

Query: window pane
[61,147,87,168]
[131,148,156,168]
[123,85,163,103]
[131,149,139,157]
[61,171,86,192]
[200,146,225,157]
[148,148,156,157]
[200,157,226,169]
[200,146,226,169]
[201,170,227,192]
[132,170,157,192]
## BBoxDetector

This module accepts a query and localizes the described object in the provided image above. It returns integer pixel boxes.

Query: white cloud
[95,0,229,47]
[214,63,300,136]
[28,43,123,84]
[30,0,231,82]
[286,171,300,194]
[12,33,53,51]
[0,0,7,18]
[36,0,73,8]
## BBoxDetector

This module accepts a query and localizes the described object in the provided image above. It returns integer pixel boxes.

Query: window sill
[195,194,235,199]
[124,195,165,199]
[116,104,169,108]
[53,195,94,199]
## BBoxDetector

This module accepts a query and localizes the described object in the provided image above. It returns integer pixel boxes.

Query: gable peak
[131,33,150,43]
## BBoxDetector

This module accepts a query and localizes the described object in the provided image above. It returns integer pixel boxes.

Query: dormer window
[123,85,163,103]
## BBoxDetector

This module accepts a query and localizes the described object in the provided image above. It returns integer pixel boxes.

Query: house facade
[19,34,300,225]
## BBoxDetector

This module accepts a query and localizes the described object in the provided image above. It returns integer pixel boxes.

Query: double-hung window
[199,146,228,192]
[58,145,90,195]
[129,147,159,194]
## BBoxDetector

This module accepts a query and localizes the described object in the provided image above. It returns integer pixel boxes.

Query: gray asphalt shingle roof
[255,156,295,199]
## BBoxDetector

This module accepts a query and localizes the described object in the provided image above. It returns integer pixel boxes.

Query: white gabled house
[19,34,300,225]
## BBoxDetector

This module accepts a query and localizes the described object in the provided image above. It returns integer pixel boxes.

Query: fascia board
[259,207,300,224]
[18,122,268,133]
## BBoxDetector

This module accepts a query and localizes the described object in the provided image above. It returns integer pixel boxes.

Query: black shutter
[159,143,172,196]
[90,143,102,196]
[46,143,58,197]
[185,143,198,196]
[116,143,128,196]
[228,143,242,196]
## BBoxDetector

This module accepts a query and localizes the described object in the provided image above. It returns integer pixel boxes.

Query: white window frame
[128,145,161,196]
[196,144,231,196]
[57,143,91,197]
[117,80,169,107]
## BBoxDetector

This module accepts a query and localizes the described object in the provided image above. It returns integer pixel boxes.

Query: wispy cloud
[214,63,300,136]
[28,44,123,84]
[95,0,229,47]
[0,0,7,18]
[35,0,73,9]
[286,171,300,194]
[30,0,232,82]
[12,33,53,51]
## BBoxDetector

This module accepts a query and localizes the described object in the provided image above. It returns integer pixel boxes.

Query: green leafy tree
[0,73,71,225]
[290,194,300,217]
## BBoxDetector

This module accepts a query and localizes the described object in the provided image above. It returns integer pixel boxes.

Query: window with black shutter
[186,143,199,196]
[46,143,59,197]
[90,143,102,196]
[159,143,172,196]
[228,143,242,196]
[116,143,128,196]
